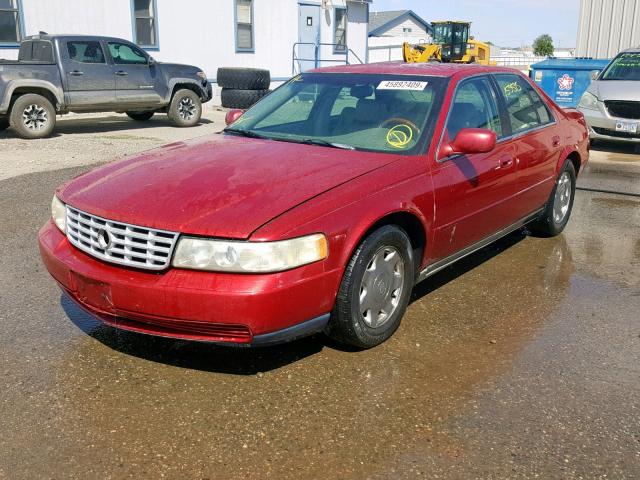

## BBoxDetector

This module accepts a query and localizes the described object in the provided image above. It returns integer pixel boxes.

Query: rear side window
[446,76,503,139]
[18,40,54,62]
[107,42,148,65]
[67,41,106,64]
[495,74,553,133]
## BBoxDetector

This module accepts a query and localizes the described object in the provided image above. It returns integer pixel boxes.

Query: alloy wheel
[553,171,572,224]
[22,104,48,131]
[178,97,196,121]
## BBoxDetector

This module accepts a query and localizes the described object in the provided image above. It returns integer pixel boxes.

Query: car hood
[591,80,640,101]
[59,134,401,239]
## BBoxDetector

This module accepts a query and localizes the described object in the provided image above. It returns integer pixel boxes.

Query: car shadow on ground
[0,115,214,139]
[61,230,528,375]
[591,139,640,155]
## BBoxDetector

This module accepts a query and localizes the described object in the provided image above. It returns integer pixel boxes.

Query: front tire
[168,89,202,127]
[126,111,155,121]
[326,226,415,349]
[530,160,576,237]
[10,94,56,139]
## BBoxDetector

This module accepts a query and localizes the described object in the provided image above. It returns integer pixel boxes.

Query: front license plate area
[615,121,638,133]
[69,271,114,313]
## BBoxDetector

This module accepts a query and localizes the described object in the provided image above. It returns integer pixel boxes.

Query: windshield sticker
[377,80,428,91]
[386,124,414,149]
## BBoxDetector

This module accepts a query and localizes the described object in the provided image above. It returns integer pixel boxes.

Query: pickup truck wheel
[0,118,8,131]
[326,225,415,349]
[168,89,201,127]
[10,94,56,139]
[126,111,154,121]
[529,160,576,237]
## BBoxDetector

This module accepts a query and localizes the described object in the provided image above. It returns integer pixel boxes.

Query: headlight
[579,91,599,110]
[172,234,328,273]
[196,71,207,80]
[51,195,66,233]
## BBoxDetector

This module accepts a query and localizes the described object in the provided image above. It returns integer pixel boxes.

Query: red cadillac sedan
[39,62,588,348]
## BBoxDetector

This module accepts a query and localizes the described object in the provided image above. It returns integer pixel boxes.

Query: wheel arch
[167,79,205,102]
[557,148,582,177]
[351,209,428,277]
[2,80,63,114]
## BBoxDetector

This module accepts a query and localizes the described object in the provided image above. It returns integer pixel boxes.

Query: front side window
[495,74,553,133]
[226,73,447,155]
[236,0,253,51]
[0,0,21,44]
[601,52,640,81]
[334,7,347,53]
[108,41,148,65]
[133,0,158,47]
[67,41,106,64]
[446,76,503,140]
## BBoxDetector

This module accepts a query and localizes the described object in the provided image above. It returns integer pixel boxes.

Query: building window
[132,0,158,47]
[403,27,412,33]
[334,7,347,53]
[0,0,22,45]
[235,0,254,52]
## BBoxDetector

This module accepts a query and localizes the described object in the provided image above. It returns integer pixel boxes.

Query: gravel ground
[0,110,227,181]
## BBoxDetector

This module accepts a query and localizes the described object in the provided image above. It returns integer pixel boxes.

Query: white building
[0,0,372,103]
[367,10,431,63]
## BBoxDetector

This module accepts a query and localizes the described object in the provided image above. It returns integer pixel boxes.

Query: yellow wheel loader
[402,21,496,66]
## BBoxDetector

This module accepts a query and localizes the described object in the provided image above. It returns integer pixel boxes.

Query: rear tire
[529,160,576,237]
[168,89,202,127]
[10,94,56,139]
[126,111,155,121]
[217,67,270,90]
[221,88,270,109]
[326,226,415,349]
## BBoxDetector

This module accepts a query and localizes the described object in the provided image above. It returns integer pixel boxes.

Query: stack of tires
[217,67,271,109]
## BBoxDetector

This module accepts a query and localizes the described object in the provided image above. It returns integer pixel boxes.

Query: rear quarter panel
[0,63,64,114]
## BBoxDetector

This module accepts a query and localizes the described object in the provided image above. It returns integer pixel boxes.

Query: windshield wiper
[223,128,269,139]
[299,138,355,150]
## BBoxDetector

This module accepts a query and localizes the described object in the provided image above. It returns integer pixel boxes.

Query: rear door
[430,75,519,261]
[106,41,163,108]
[64,40,116,110]
[493,74,561,216]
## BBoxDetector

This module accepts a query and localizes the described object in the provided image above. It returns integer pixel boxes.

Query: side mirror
[590,70,599,81]
[440,128,497,159]
[148,56,156,66]
[225,109,244,126]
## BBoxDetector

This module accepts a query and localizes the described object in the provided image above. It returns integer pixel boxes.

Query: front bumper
[202,81,213,103]
[579,105,640,143]
[39,220,340,345]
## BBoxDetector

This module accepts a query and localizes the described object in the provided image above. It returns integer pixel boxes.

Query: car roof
[309,61,524,79]
[23,34,136,44]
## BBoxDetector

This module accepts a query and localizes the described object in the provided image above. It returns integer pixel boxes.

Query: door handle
[496,156,514,169]
[115,71,128,76]
[552,135,561,147]
[69,70,84,76]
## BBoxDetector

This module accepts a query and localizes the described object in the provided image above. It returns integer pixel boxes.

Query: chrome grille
[65,206,179,271]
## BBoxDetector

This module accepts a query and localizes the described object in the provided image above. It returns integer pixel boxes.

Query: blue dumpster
[530,58,611,108]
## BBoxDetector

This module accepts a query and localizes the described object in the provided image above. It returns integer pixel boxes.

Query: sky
[372,0,580,48]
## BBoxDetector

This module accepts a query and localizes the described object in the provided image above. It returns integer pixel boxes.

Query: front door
[106,41,164,108]
[64,40,116,110]
[430,76,520,261]
[297,4,320,73]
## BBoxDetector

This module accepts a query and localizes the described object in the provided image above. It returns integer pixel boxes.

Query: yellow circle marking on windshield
[386,125,413,149]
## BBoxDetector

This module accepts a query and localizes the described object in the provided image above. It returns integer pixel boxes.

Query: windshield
[225,73,447,155]
[601,52,640,81]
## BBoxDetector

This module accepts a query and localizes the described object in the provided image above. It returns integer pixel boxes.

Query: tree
[533,34,554,56]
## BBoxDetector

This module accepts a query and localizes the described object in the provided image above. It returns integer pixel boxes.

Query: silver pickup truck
[0,34,212,138]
